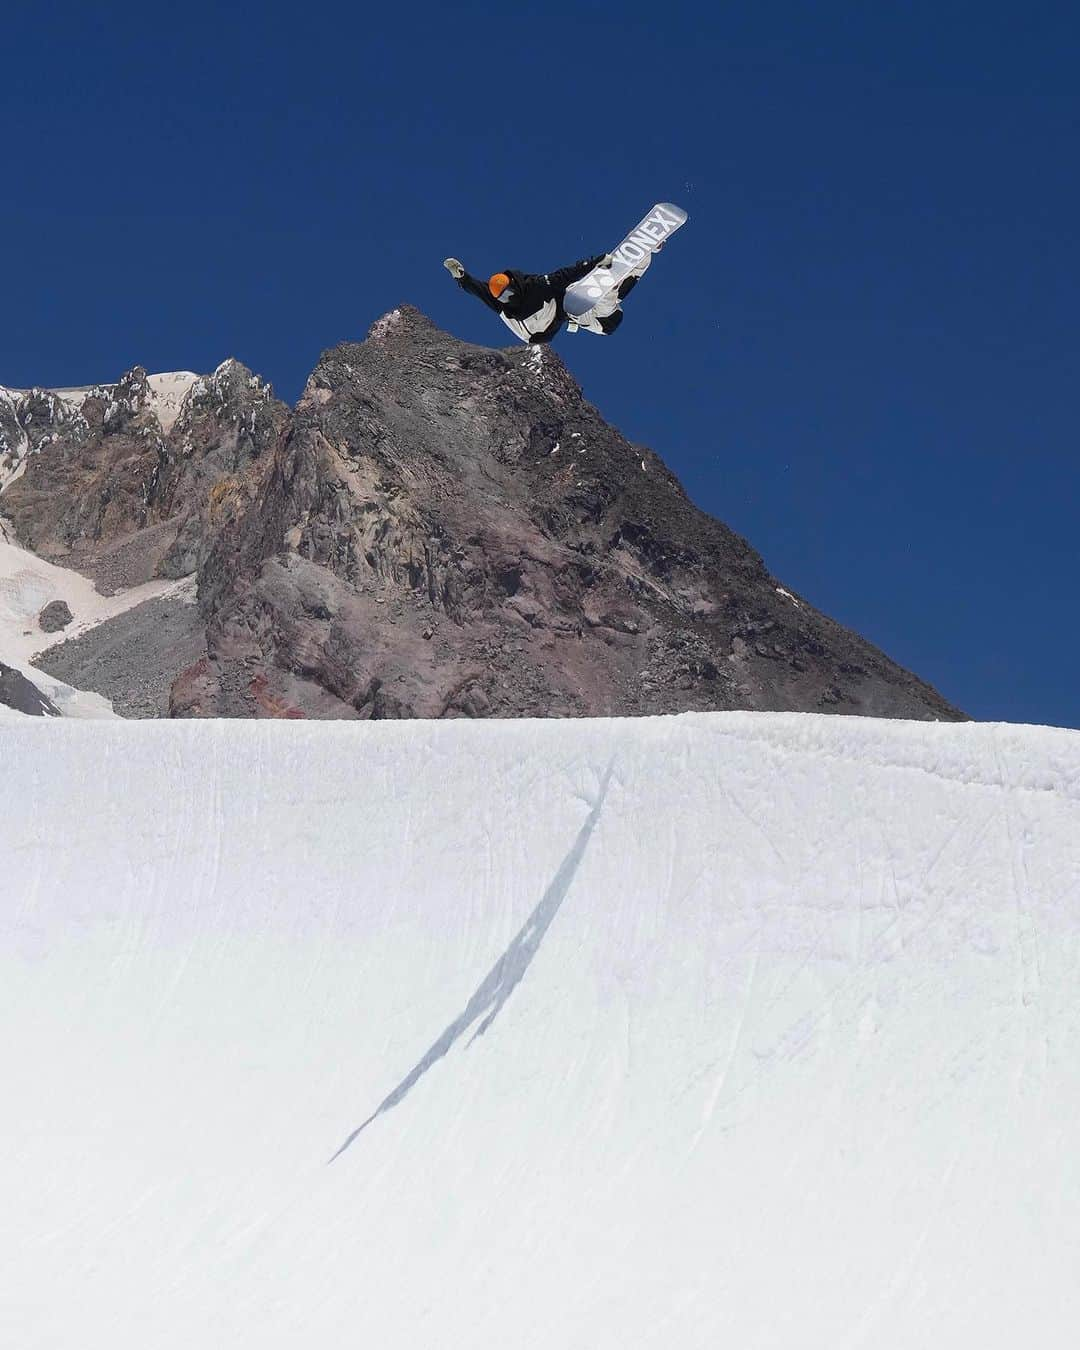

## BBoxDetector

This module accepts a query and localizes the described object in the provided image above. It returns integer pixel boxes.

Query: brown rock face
[1,363,288,592]
[183,306,963,722]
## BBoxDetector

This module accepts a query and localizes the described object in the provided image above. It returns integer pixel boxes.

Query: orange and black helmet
[488,272,511,299]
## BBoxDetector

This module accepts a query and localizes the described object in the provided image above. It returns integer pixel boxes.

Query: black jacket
[458,257,606,344]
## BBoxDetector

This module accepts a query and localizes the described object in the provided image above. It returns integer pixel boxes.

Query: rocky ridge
[1,308,964,722]
[1,362,287,592]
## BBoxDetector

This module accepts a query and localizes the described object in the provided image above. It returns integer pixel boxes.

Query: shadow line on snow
[328,766,613,1162]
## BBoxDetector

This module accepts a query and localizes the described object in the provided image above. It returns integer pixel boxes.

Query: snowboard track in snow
[330,765,614,1159]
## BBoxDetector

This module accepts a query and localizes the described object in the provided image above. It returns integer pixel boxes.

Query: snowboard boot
[616,274,640,301]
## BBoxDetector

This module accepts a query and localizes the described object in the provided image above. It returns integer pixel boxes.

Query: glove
[599,253,615,267]
[443,257,465,279]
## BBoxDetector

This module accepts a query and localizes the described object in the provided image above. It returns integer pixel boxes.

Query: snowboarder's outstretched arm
[444,259,501,313]
[547,255,610,295]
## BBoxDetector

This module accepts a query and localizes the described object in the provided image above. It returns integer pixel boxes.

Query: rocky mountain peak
[182,312,962,722]
[4,311,964,723]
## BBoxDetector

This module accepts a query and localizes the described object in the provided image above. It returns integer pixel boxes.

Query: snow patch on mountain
[0,386,32,491]
[47,383,112,409]
[0,530,194,666]
[0,453,27,493]
[146,371,199,431]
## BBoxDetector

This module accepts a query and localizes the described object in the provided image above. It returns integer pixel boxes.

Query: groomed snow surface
[3,712,1079,1348]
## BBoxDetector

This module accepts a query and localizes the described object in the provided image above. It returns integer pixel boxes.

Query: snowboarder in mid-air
[443,253,634,344]
[444,205,688,346]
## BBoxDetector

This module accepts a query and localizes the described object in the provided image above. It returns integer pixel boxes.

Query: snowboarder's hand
[443,257,465,279]
[599,253,615,267]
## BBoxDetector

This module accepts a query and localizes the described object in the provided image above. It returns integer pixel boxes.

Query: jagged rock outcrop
[0,363,288,592]
[0,661,60,717]
[181,307,963,721]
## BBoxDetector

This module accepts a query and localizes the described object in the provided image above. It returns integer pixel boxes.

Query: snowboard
[564,202,688,319]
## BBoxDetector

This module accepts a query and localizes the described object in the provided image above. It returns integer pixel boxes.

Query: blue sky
[3,1,1077,727]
